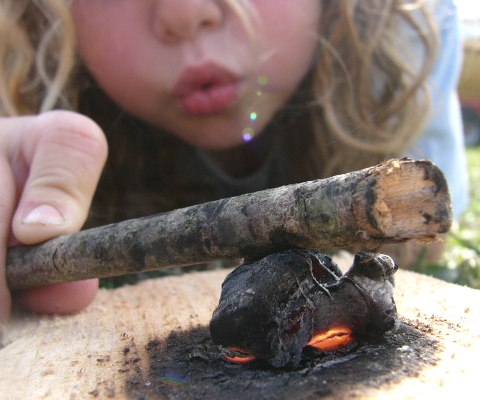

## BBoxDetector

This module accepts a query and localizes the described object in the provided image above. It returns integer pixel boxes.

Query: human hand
[0,111,108,320]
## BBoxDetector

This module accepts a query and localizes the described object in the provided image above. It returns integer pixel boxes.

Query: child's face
[73,0,320,150]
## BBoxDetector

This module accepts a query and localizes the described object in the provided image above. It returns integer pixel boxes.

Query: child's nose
[152,0,223,44]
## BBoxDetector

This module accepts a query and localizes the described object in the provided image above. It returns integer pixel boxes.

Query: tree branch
[7,159,451,290]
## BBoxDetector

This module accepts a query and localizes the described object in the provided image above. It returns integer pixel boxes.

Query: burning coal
[210,250,398,368]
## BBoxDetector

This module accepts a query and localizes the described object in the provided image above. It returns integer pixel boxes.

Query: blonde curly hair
[0,0,75,115]
[0,0,438,194]
[311,0,437,175]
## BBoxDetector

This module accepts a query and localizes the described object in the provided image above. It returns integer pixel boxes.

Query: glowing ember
[224,347,256,364]
[242,127,255,142]
[307,327,354,351]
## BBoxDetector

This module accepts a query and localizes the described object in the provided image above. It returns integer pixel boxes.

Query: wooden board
[1,260,479,399]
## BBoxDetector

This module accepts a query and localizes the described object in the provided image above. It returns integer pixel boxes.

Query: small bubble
[249,112,257,121]
[257,75,269,86]
[242,128,255,142]
[256,90,263,97]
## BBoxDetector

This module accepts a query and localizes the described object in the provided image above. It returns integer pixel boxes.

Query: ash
[125,318,438,400]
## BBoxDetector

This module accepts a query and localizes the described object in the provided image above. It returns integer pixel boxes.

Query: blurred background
[458,0,480,146]
[419,0,480,288]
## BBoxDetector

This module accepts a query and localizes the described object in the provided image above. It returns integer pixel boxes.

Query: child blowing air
[0,0,468,320]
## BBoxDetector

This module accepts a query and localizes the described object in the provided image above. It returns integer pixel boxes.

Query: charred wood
[210,250,398,367]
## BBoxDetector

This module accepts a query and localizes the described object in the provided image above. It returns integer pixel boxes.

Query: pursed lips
[172,62,241,115]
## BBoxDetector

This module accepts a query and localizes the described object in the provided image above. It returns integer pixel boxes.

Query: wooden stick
[6,158,451,290]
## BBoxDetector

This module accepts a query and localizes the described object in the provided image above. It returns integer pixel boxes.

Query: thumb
[11,111,108,243]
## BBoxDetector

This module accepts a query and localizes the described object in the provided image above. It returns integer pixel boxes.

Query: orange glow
[224,347,256,364]
[307,327,354,351]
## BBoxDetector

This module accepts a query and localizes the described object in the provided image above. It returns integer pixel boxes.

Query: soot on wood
[210,250,398,368]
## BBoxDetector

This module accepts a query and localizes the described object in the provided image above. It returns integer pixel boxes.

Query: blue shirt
[406,0,470,218]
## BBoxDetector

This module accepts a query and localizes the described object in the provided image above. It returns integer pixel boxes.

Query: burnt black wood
[210,251,397,367]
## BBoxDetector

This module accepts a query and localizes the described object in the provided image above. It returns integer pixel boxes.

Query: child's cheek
[252,0,320,89]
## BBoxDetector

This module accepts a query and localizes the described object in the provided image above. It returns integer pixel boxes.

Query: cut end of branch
[353,159,452,242]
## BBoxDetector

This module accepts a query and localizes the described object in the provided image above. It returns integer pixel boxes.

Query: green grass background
[414,145,480,288]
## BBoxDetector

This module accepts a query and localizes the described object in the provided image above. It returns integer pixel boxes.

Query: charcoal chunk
[210,250,397,367]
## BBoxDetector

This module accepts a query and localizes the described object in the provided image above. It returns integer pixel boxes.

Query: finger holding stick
[0,112,108,316]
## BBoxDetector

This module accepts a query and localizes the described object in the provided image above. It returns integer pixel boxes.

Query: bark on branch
[6,158,451,290]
